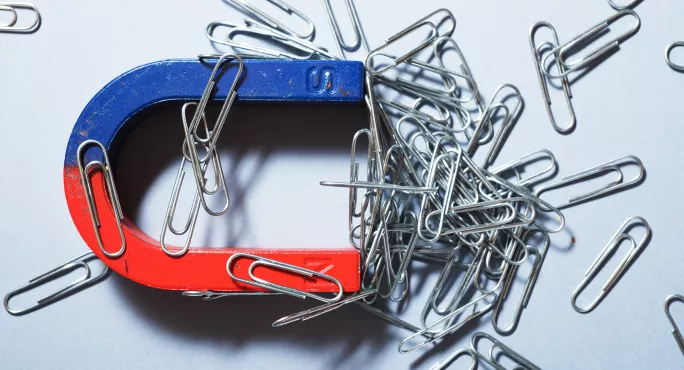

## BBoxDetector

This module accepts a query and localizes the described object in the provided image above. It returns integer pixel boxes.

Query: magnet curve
[64,58,363,292]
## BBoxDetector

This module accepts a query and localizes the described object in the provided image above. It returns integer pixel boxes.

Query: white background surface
[2,0,684,369]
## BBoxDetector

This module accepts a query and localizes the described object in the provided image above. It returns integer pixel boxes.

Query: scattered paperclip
[322,0,369,59]
[571,216,651,313]
[471,332,542,370]
[225,0,315,39]
[0,3,40,33]
[429,348,477,370]
[4,252,109,316]
[541,10,641,79]
[665,294,684,355]
[77,140,126,259]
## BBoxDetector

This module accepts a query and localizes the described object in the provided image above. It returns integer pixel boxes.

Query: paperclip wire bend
[571,216,650,313]
[322,0,369,59]
[608,0,640,10]
[665,294,684,355]
[429,349,477,370]
[225,0,315,40]
[470,332,542,370]
[4,252,109,316]
[540,10,640,79]
[77,140,126,258]
[666,42,684,72]
[227,253,344,303]
[0,2,40,33]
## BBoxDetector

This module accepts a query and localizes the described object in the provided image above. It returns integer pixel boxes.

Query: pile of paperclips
[7,0,684,368]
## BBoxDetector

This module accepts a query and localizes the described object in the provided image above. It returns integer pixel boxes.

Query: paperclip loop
[571,216,651,313]
[322,0,369,59]
[364,8,456,76]
[399,292,497,353]
[541,10,641,79]
[492,229,550,335]
[182,54,243,216]
[429,349,477,370]
[488,149,557,188]
[0,3,40,33]
[666,42,684,72]
[227,253,344,303]
[433,36,486,111]
[0,5,17,27]
[665,294,684,355]
[470,332,542,370]
[225,0,315,39]
[482,84,523,167]
[608,0,641,11]
[535,155,644,209]
[77,140,126,258]
[529,21,575,133]
[4,252,109,316]
[272,289,377,327]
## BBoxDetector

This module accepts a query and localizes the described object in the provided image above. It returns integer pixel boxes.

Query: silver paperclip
[541,10,641,79]
[535,155,644,209]
[272,290,377,327]
[322,0,369,59]
[571,216,651,313]
[4,252,109,316]
[530,21,575,133]
[226,0,315,39]
[488,149,557,188]
[665,294,684,355]
[0,3,40,33]
[608,0,641,11]
[207,21,312,59]
[77,140,126,258]
[666,42,684,72]
[226,253,344,303]
[492,229,550,335]
[399,292,497,353]
[429,349,477,370]
[365,20,438,76]
[182,290,280,300]
[470,332,542,370]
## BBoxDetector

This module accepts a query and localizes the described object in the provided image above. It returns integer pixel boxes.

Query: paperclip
[272,290,377,327]
[535,155,644,209]
[0,3,39,33]
[665,294,684,355]
[322,0,369,59]
[182,290,280,300]
[571,216,651,313]
[429,349,477,370]
[227,253,344,303]
[433,36,486,111]
[529,21,575,133]
[482,84,523,167]
[608,0,641,10]
[666,42,684,72]
[207,21,313,59]
[488,149,557,188]
[77,140,126,258]
[365,20,438,76]
[0,5,17,27]
[182,54,242,216]
[159,156,201,257]
[4,252,109,316]
[541,10,641,79]
[226,0,315,39]
[471,332,542,370]
[399,292,497,353]
[492,229,549,335]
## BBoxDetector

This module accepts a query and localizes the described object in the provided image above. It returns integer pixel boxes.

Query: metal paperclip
[4,252,109,316]
[492,229,549,335]
[207,21,313,59]
[608,0,641,10]
[182,54,243,216]
[471,332,542,370]
[226,253,344,303]
[0,3,39,33]
[272,290,377,327]
[182,290,280,300]
[433,36,486,112]
[666,42,684,72]
[529,21,575,133]
[571,216,651,313]
[225,0,315,39]
[488,149,557,188]
[365,20,438,76]
[399,292,497,353]
[665,294,684,355]
[430,349,477,370]
[535,155,644,209]
[541,10,641,79]
[77,140,126,258]
[482,84,523,167]
[322,0,369,59]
